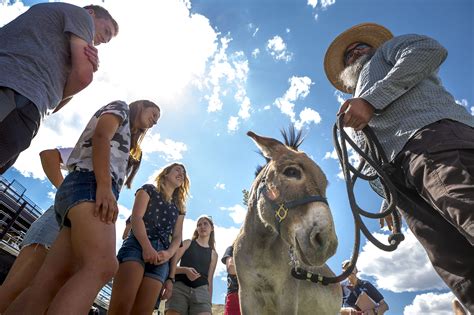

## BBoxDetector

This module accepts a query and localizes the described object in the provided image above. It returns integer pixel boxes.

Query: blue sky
[1,0,472,313]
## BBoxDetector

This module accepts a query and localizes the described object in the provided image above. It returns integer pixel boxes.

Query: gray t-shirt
[67,101,131,190]
[0,3,94,118]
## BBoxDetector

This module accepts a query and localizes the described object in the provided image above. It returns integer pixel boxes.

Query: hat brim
[324,23,393,94]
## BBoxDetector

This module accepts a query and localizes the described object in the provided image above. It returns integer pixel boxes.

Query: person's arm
[157,214,184,264]
[92,113,121,224]
[226,256,236,275]
[122,221,131,240]
[131,189,160,265]
[39,149,64,189]
[360,34,448,111]
[376,300,388,315]
[173,240,201,281]
[53,35,94,113]
[207,250,218,298]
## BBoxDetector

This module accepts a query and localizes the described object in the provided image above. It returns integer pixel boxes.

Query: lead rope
[290,114,404,285]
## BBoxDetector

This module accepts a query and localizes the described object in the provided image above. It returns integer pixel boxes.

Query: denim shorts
[21,205,59,249]
[54,171,119,227]
[117,234,169,282]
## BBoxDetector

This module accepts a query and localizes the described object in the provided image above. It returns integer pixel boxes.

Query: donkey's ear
[247,131,286,160]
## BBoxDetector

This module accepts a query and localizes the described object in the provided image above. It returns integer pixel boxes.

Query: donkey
[234,130,341,314]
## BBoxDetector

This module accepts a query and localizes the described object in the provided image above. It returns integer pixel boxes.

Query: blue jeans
[21,205,59,249]
[117,234,170,282]
[54,171,119,227]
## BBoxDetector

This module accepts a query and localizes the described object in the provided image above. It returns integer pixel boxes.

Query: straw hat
[324,23,393,94]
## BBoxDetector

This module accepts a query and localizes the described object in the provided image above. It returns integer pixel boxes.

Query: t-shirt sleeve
[221,245,234,264]
[136,184,155,198]
[364,281,384,303]
[100,101,129,125]
[56,147,73,165]
[63,5,94,44]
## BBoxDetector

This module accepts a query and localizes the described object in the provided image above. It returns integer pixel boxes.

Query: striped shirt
[354,34,474,162]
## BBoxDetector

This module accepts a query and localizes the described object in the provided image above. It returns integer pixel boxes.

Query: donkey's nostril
[310,228,323,247]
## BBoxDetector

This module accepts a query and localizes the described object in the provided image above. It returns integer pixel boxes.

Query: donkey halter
[255,167,329,235]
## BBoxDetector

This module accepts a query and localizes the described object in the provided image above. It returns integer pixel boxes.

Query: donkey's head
[248,130,338,267]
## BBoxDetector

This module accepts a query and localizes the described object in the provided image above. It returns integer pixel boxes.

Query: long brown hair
[154,163,190,215]
[124,100,160,189]
[192,216,216,251]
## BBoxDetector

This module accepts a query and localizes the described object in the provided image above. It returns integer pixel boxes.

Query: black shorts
[0,87,40,174]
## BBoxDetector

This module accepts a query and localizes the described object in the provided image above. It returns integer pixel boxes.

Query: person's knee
[83,257,118,283]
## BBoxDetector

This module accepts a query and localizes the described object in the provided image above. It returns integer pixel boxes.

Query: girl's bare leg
[4,229,75,315]
[47,202,118,315]
[108,261,145,315]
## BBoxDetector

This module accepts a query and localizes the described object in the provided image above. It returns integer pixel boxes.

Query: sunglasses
[344,43,371,65]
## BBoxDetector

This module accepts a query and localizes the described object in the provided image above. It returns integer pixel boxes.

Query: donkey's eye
[283,167,301,179]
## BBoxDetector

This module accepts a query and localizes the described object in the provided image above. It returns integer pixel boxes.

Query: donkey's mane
[254,125,305,177]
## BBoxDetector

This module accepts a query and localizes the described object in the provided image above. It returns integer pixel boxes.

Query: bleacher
[0,175,112,314]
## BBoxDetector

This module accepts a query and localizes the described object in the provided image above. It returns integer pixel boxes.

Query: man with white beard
[324,23,474,312]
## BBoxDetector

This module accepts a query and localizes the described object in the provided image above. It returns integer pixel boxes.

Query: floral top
[131,184,180,249]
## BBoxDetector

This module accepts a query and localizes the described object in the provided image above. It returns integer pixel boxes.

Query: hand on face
[338,98,375,131]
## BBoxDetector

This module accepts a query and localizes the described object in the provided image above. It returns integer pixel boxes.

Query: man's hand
[338,98,375,130]
[84,44,99,72]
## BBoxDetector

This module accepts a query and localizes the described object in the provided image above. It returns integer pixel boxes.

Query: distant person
[108,163,190,314]
[0,3,119,173]
[222,244,240,315]
[324,23,474,312]
[165,215,218,315]
[0,147,72,312]
[5,100,160,314]
[340,261,388,315]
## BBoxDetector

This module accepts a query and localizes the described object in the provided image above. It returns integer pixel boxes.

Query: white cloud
[335,90,347,105]
[286,28,290,33]
[4,0,216,178]
[307,0,318,8]
[324,149,338,160]
[47,191,56,200]
[294,107,321,129]
[252,48,260,58]
[357,228,447,292]
[227,116,239,132]
[321,0,336,9]
[247,24,259,38]
[214,183,226,190]
[0,1,28,26]
[307,0,335,11]
[403,292,456,315]
[266,35,293,63]
[314,13,319,21]
[220,204,247,224]
[455,98,468,107]
[202,36,252,131]
[273,76,321,129]
[141,132,188,162]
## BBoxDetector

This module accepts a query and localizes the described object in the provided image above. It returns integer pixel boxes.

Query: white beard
[339,53,373,93]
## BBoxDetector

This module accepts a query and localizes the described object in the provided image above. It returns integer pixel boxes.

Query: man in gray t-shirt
[0,3,119,174]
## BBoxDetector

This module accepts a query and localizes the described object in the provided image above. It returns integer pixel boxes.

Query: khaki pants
[391,119,474,312]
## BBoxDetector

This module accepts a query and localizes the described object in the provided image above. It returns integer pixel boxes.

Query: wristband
[168,277,175,283]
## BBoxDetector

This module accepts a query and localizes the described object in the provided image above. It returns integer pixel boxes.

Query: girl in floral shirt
[109,163,190,315]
